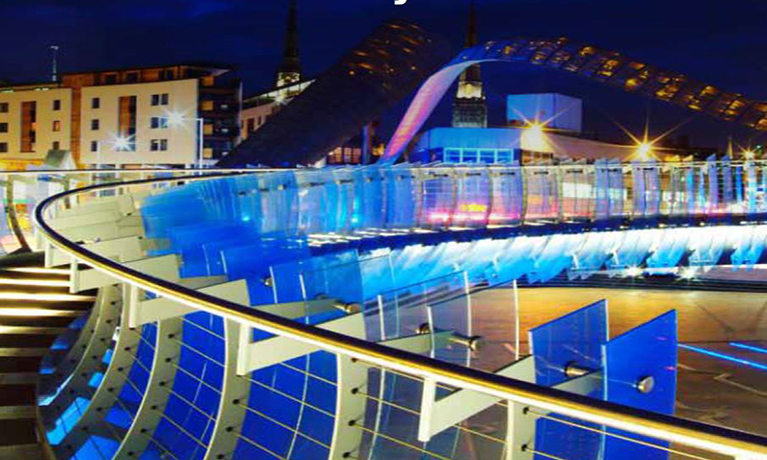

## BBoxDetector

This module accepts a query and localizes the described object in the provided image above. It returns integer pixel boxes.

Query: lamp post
[165,113,204,169]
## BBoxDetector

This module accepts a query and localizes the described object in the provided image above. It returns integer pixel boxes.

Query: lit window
[91,119,100,131]
[90,141,99,152]
[52,120,61,132]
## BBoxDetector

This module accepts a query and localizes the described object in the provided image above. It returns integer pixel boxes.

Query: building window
[0,123,7,133]
[150,139,168,151]
[0,103,8,113]
[151,93,169,106]
[444,148,462,163]
[150,117,168,129]
[161,69,175,81]
[90,141,99,152]
[52,141,60,150]
[0,143,6,153]
[91,119,100,131]
[53,99,61,111]
[52,120,61,132]
[91,97,100,109]
[104,74,117,85]
[125,72,139,83]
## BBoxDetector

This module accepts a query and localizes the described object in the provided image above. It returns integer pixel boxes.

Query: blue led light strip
[679,344,767,372]
[729,342,767,355]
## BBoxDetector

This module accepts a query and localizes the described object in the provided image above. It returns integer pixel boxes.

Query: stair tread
[0,269,69,282]
[0,385,36,407]
[0,443,43,459]
[0,419,38,447]
[0,316,80,328]
[0,335,56,348]
[0,357,42,373]
[0,301,93,310]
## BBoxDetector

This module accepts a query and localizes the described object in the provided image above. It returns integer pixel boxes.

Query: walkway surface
[469,286,767,442]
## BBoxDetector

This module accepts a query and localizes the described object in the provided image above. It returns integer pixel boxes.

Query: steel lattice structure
[382,37,767,163]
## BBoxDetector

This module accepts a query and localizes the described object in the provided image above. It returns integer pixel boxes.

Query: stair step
[0,385,36,407]
[0,269,69,282]
[0,302,93,312]
[0,349,49,358]
[0,443,44,459]
[0,315,82,328]
[0,335,56,349]
[0,292,93,302]
[0,284,70,294]
[0,358,42,373]
[0,405,36,420]
[0,373,37,385]
[0,420,38,447]
[0,326,68,335]
[0,307,87,318]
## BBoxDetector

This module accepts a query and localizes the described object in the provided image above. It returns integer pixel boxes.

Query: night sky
[1,0,765,150]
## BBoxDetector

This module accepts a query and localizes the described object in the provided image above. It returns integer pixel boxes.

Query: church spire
[276,0,302,88]
[465,0,478,48]
[452,0,488,128]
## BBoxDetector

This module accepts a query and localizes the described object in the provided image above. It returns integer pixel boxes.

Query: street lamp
[634,141,654,162]
[165,112,204,169]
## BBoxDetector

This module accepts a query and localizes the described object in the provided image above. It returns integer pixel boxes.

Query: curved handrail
[33,172,767,459]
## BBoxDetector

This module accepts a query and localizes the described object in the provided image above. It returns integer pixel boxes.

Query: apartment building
[0,84,72,169]
[0,63,241,168]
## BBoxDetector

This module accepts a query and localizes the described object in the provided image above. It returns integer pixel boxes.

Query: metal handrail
[33,172,767,459]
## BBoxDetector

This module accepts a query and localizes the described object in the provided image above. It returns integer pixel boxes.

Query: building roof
[60,62,234,77]
[0,81,64,91]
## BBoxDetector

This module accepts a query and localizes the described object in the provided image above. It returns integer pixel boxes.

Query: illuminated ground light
[679,267,697,279]
[729,342,767,355]
[625,266,644,277]
[679,344,767,372]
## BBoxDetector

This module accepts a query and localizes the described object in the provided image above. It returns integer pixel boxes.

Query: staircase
[0,254,93,460]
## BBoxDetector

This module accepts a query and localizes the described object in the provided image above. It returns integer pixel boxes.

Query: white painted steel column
[202,320,252,460]
[39,286,119,401]
[112,318,183,459]
[49,285,144,457]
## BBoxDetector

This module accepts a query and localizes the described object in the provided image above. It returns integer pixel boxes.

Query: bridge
[0,161,761,459]
[382,37,767,163]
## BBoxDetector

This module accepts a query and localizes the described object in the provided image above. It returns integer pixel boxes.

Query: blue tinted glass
[602,310,678,460]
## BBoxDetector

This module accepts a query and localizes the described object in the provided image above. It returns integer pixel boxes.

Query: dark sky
[1,0,765,149]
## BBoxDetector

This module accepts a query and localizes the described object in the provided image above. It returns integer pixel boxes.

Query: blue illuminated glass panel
[602,310,677,460]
